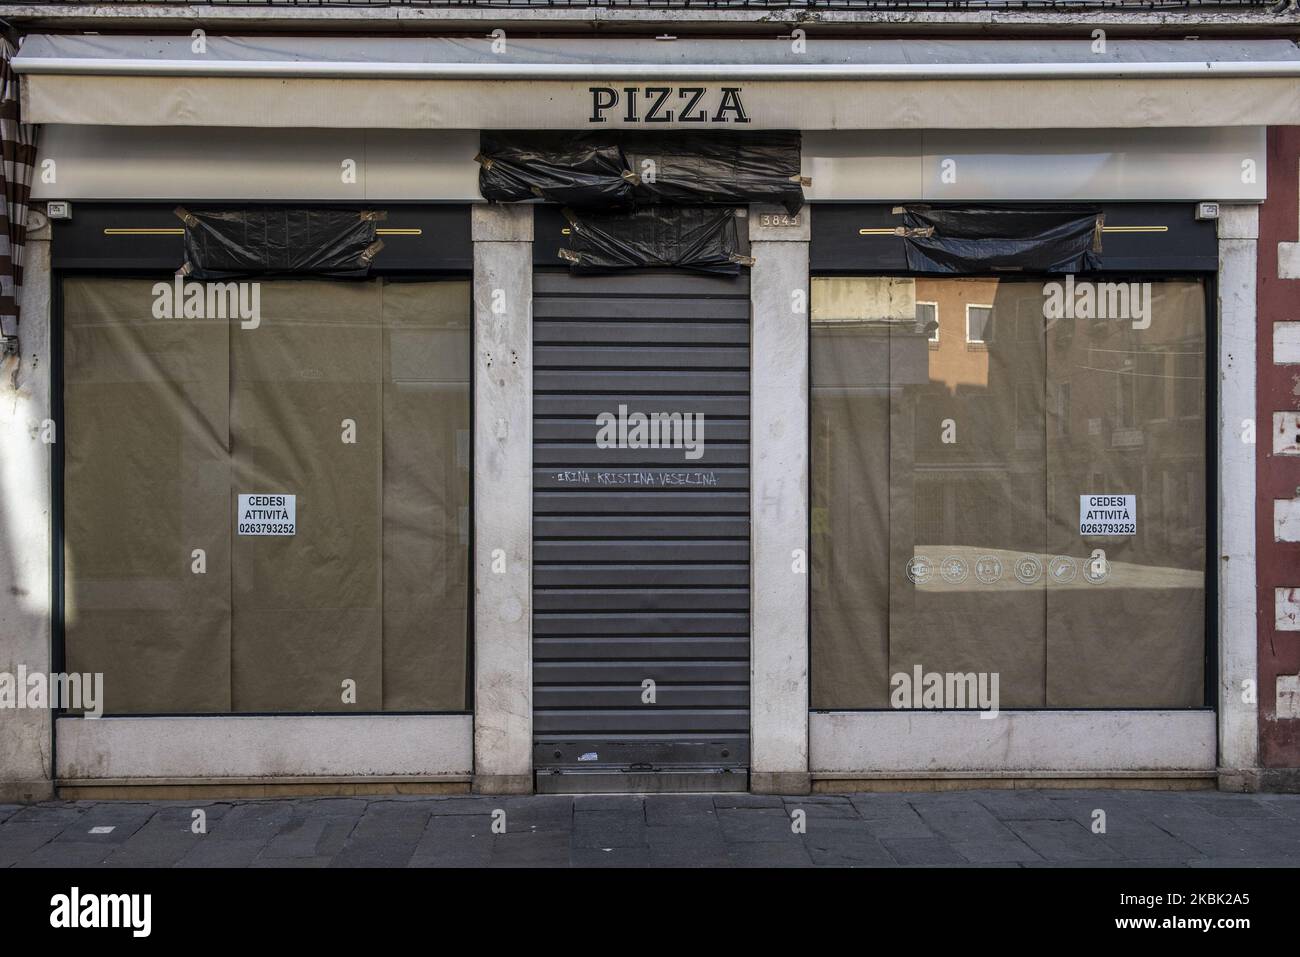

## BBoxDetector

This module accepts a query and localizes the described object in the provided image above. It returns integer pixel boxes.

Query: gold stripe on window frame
[103,227,423,236]
[857,225,1169,236]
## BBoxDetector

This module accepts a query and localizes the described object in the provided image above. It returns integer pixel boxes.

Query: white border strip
[810,711,1216,774]
[56,715,472,780]
[15,58,1300,81]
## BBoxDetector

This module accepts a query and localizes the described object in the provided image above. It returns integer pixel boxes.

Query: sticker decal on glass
[1079,494,1136,536]
[237,493,296,536]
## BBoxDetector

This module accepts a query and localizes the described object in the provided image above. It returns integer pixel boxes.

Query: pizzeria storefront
[0,32,1286,797]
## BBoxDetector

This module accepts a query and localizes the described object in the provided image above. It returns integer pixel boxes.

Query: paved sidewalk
[2,789,1299,868]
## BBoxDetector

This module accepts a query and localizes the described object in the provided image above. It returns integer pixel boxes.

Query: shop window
[61,277,472,714]
[810,276,1207,710]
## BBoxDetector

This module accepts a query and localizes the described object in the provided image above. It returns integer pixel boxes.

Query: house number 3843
[759,213,801,227]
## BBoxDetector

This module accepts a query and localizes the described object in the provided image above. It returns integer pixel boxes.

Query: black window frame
[50,201,477,719]
[806,201,1219,715]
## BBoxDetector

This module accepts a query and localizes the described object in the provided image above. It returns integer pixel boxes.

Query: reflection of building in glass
[910,277,1205,570]
[810,276,1207,710]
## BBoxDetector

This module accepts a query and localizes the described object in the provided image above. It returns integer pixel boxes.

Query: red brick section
[1257,126,1300,767]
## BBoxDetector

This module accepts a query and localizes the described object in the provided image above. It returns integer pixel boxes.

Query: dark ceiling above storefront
[3,0,1294,40]
[1,0,1282,6]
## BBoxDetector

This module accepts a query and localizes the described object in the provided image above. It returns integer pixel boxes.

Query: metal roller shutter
[532,269,751,791]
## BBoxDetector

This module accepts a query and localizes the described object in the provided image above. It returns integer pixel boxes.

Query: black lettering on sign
[586,86,748,123]
[644,87,673,122]
[589,86,618,123]
[713,88,751,123]
[678,87,708,123]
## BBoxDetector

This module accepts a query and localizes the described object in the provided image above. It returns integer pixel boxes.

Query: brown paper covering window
[810,277,1206,710]
[63,277,471,714]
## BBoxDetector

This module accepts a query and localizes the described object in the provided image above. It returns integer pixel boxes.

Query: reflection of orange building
[810,276,1208,710]
[916,278,997,392]
[908,278,1206,556]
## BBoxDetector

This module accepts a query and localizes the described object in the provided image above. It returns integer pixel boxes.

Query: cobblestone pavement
[2,790,1299,868]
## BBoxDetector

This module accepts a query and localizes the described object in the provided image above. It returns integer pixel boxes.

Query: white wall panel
[37,125,1262,203]
[57,715,473,781]
[803,127,1265,202]
[33,125,479,201]
[810,711,1216,774]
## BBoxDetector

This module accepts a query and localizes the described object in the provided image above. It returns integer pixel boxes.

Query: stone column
[748,205,811,795]
[471,205,534,795]
[0,211,55,802]
[1216,205,1260,788]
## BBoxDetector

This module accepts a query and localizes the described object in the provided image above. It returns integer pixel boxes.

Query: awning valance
[14,35,1300,129]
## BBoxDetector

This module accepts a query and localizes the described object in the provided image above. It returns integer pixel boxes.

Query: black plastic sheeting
[623,132,804,212]
[893,205,1105,274]
[478,131,806,214]
[476,133,634,207]
[174,207,387,279]
[559,206,753,274]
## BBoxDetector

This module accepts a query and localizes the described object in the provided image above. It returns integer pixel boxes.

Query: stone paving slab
[1,789,1298,868]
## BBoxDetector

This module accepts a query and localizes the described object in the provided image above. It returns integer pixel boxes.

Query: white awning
[15,34,1300,129]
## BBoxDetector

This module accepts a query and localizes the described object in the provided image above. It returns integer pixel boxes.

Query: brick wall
[1256,126,1300,767]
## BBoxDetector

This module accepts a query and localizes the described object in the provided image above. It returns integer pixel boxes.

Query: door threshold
[535,769,749,794]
